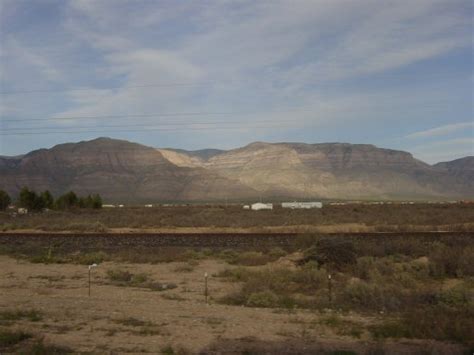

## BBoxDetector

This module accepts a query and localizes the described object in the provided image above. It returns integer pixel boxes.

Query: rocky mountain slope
[433,156,474,193]
[1,138,472,201]
[200,142,471,199]
[0,138,255,202]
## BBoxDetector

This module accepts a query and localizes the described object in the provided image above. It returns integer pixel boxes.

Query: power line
[0,120,295,132]
[0,82,217,95]
[0,123,294,136]
[1,109,310,123]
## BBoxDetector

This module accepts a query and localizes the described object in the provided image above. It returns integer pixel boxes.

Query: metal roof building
[282,202,323,209]
[251,203,273,210]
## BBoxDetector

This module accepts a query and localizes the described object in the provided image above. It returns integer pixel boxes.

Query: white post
[88,263,98,297]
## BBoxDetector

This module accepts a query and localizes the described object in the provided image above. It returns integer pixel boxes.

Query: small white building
[144,204,153,208]
[243,205,250,210]
[17,208,28,215]
[251,203,273,210]
[102,204,116,208]
[282,202,323,209]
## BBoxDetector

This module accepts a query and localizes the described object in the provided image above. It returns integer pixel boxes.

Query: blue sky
[0,0,472,163]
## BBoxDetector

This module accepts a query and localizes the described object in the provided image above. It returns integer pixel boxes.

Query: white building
[251,203,273,210]
[282,201,323,209]
[17,208,28,215]
[144,204,153,208]
[243,205,250,210]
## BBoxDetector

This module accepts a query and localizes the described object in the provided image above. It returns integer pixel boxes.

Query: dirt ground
[0,255,466,354]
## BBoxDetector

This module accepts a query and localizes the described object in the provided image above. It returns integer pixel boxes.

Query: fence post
[328,273,332,306]
[204,272,208,304]
[88,263,98,297]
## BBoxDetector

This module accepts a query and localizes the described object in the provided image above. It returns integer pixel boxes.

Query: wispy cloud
[411,138,474,164]
[406,122,474,139]
[0,0,472,156]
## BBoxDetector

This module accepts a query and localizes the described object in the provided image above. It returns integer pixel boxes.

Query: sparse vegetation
[0,208,472,350]
[25,340,74,354]
[114,317,153,327]
[0,309,43,323]
[0,330,32,348]
[215,234,474,344]
[106,269,177,291]
[1,203,473,231]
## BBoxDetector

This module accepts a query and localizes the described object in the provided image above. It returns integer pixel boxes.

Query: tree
[91,194,102,209]
[55,191,78,210]
[18,187,45,211]
[0,190,11,211]
[41,190,54,209]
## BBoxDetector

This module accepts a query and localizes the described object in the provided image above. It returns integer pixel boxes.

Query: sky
[0,0,472,164]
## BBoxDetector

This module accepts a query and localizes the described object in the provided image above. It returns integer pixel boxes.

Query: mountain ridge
[0,137,472,201]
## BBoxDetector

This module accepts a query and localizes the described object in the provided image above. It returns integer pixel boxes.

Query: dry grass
[1,204,473,232]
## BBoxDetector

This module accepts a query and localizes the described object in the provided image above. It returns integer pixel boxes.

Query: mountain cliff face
[433,157,474,192]
[202,142,469,199]
[0,138,256,202]
[0,138,472,201]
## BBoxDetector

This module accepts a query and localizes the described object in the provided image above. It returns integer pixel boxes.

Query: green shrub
[343,281,403,311]
[0,309,42,323]
[268,247,287,258]
[303,238,356,269]
[74,251,108,265]
[218,249,239,263]
[246,291,279,308]
[438,284,471,306]
[0,330,32,347]
[457,246,474,277]
[370,305,474,343]
[182,250,205,260]
[107,269,133,283]
[114,317,152,327]
[27,340,73,354]
[174,263,195,273]
[429,242,461,278]
[215,267,251,282]
[233,251,272,266]
[291,263,327,290]
[369,320,411,339]
[106,269,176,291]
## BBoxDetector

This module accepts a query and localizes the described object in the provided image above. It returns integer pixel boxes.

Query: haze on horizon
[0,0,473,164]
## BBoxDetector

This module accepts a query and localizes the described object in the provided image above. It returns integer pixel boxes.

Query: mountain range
[0,137,472,202]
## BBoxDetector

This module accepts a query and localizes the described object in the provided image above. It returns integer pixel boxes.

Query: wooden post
[204,272,208,304]
[328,273,332,306]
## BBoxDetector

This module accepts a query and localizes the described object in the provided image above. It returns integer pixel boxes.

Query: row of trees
[0,188,102,211]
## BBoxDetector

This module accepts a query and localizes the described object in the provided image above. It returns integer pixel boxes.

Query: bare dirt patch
[0,255,468,354]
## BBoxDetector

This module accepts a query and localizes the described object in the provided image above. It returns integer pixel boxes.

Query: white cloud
[0,0,471,155]
[411,138,474,164]
[406,122,474,139]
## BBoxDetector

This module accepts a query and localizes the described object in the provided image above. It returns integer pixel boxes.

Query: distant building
[243,205,250,210]
[144,204,153,208]
[282,202,323,209]
[251,203,273,210]
[17,208,28,215]
[103,204,115,208]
